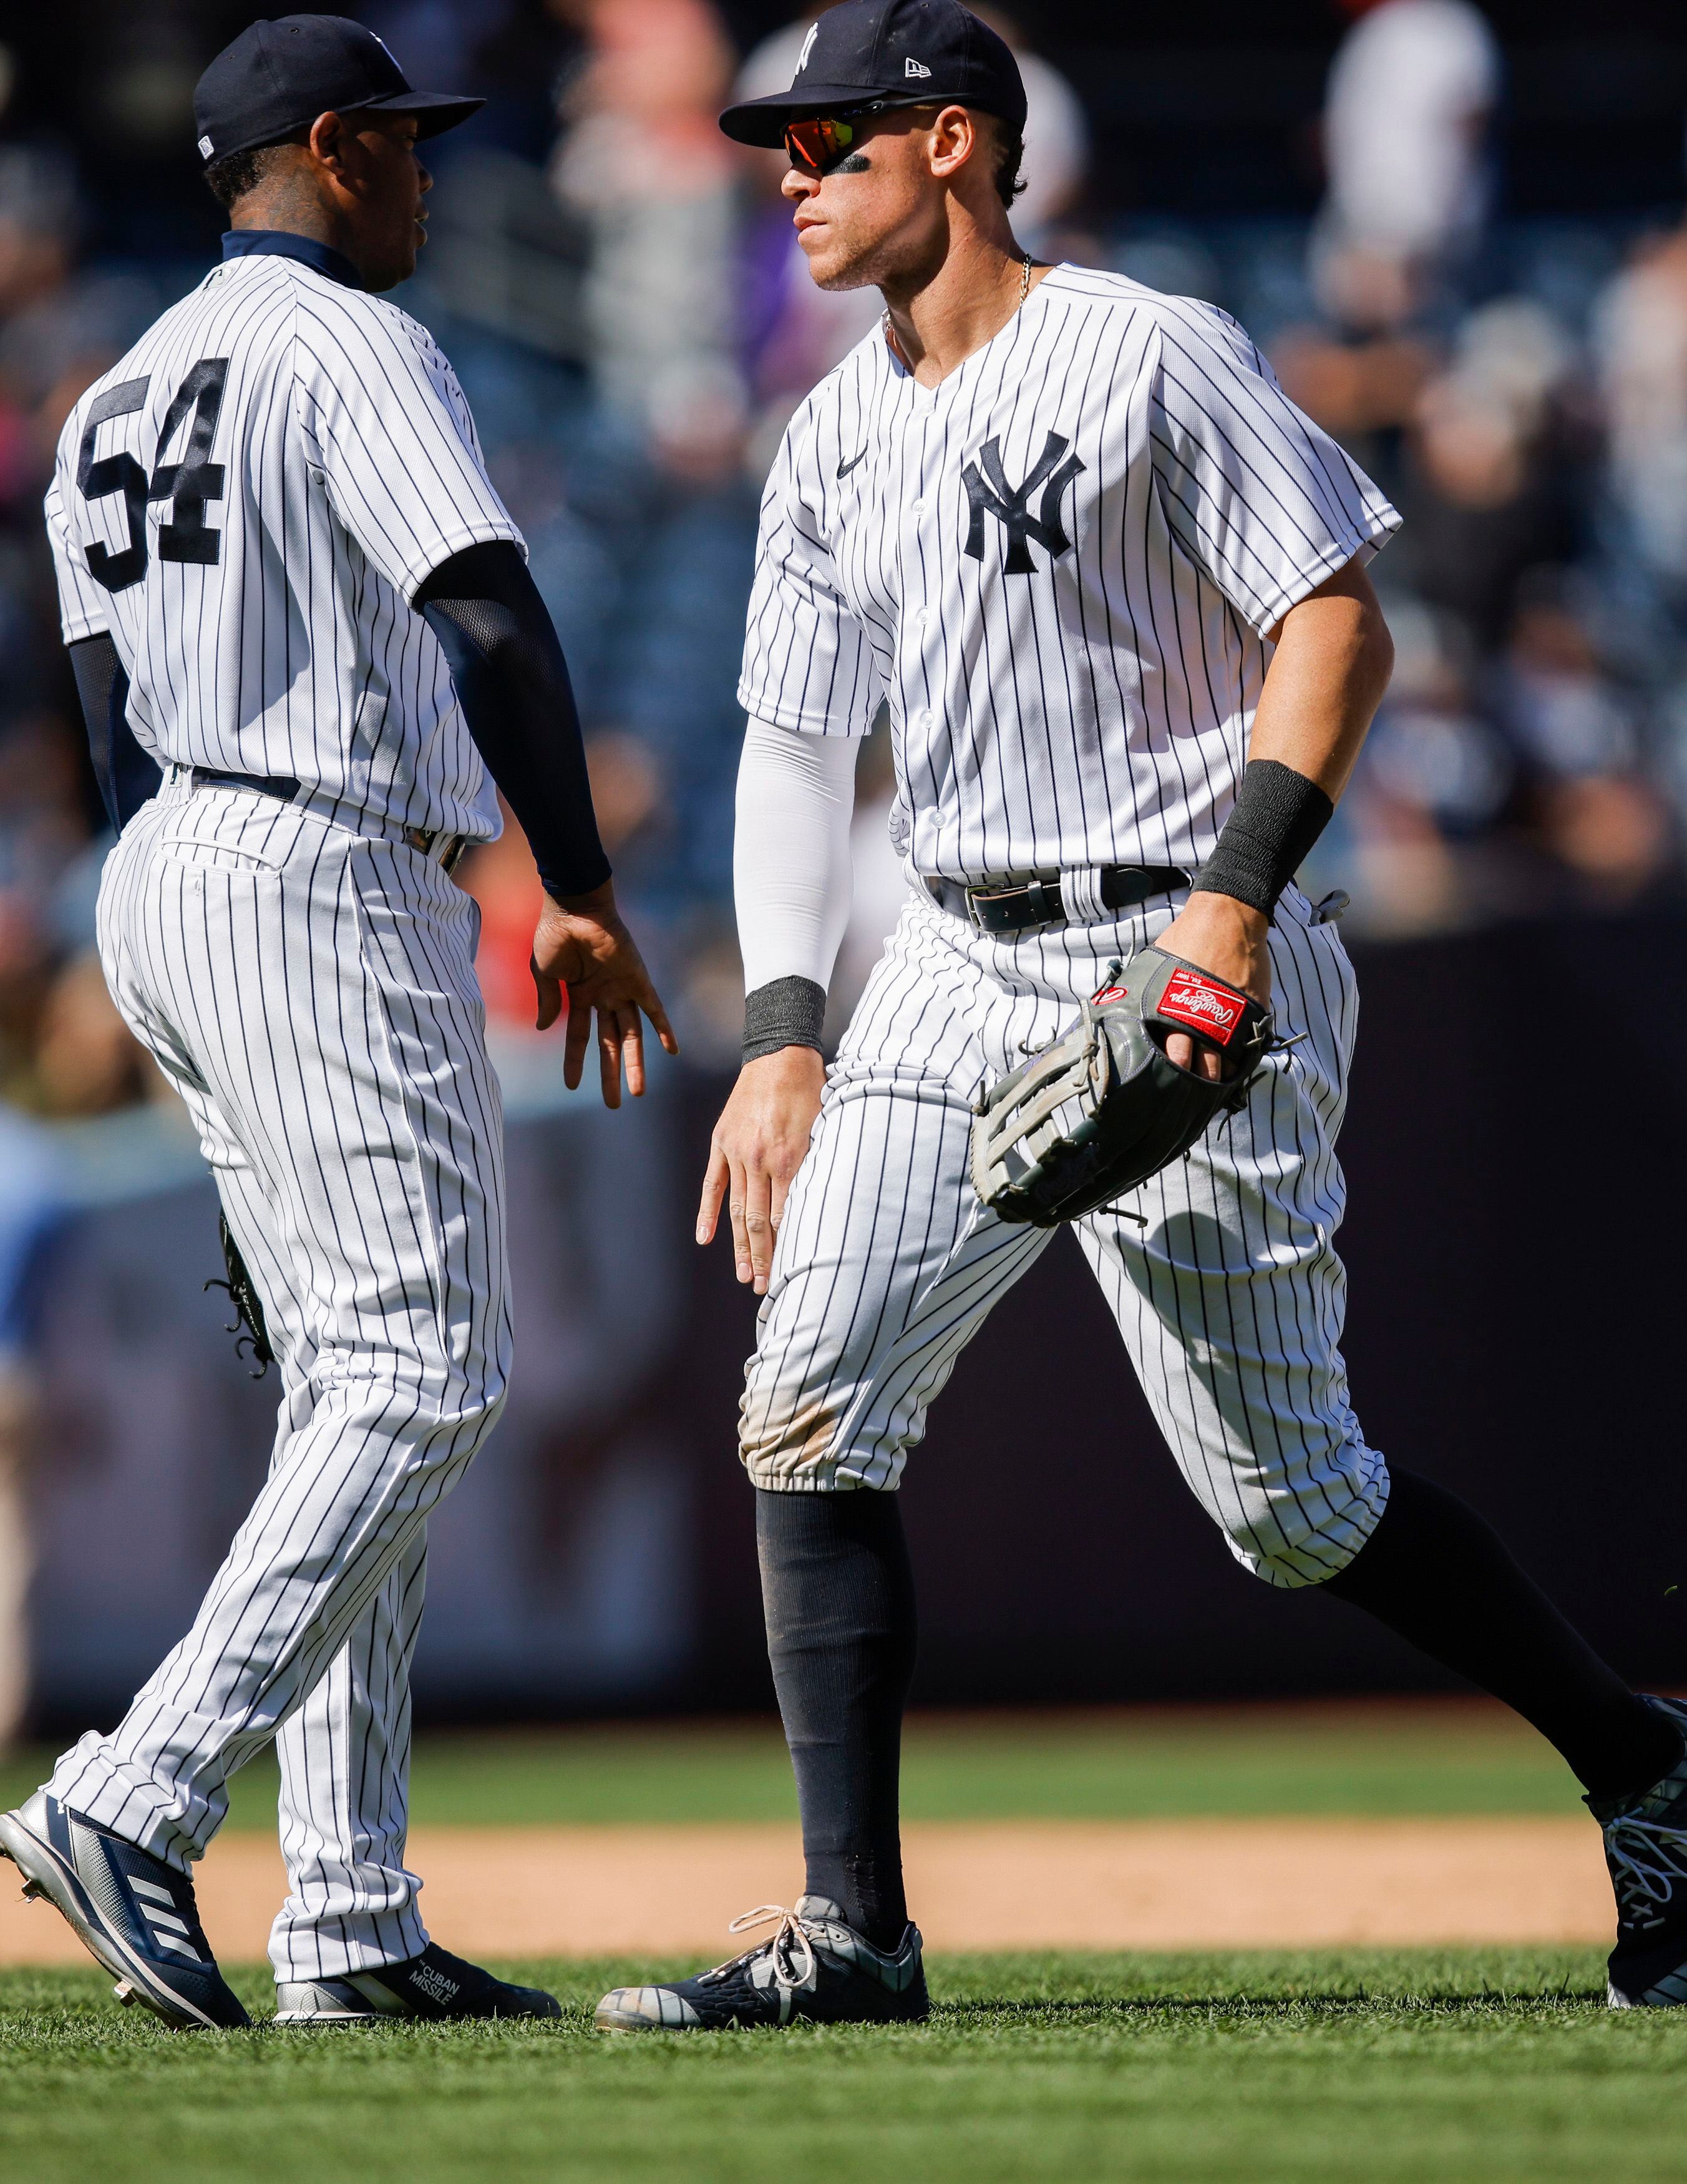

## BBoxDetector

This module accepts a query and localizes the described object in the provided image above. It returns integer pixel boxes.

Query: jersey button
[909,498,926,514]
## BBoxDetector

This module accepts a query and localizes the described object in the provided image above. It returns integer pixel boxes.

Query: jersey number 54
[77,358,230,593]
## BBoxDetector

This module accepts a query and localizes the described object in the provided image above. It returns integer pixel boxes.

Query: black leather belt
[192,765,300,801]
[925,864,1190,935]
[187,767,469,872]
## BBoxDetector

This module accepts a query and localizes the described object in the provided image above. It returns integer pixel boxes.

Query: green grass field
[3,1951,1681,2184]
[0,1709,1655,2181]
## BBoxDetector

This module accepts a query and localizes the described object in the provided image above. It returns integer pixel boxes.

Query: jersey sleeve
[737,413,881,737]
[1148,305,1401,637]
[290,295,522,603]
[44,462,112,644]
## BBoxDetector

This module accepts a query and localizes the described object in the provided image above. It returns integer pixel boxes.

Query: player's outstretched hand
[1154,891,1273,1081]
[698,1046,827,1294]
[531,882,678,1108]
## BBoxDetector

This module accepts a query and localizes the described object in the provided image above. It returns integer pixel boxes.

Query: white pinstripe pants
[742,884,1388,1586]
[49,778,510,1978]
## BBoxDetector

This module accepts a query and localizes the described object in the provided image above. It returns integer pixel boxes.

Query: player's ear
[306,109,350,180]
[926,105,978,183]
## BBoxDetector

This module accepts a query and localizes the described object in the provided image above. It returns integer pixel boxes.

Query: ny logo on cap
[963,431,1086,575]
[796,22,819,72]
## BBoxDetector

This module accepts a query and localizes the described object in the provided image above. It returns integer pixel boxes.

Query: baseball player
[0,16,674,2029]
[598,0,1687,2032]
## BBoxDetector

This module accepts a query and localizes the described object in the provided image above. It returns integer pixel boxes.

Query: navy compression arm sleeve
[415,542,611,901]
[68,633,162,832]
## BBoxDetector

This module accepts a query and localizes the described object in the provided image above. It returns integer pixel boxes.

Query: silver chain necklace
[883,253,1037,372]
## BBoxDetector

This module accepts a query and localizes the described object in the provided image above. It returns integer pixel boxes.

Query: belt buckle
[965,882,1023,931]
[404,824,468,875]
[968,876,1063,933]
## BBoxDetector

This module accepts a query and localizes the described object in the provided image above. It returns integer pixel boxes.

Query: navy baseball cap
[193,14,484,168]
[719,0,1026,150]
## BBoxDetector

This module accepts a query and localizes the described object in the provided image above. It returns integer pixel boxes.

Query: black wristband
[743,975,827,1066]
[1192,758,1335,915]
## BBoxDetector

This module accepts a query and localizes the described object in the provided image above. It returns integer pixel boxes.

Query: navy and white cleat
[595,1896,929,2032]
[0,1790,249,2029]
[1593,1695,1687,2007]
[275,1943,561,2024]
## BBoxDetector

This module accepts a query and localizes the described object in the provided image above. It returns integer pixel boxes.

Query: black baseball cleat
[275,1943,562,2023]
[0,1790,250,2029]
[1592,1695,1687,2007]
[595,1896,929,2032]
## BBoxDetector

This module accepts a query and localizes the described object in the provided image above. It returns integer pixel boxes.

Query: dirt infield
[0,1816,1613,1967]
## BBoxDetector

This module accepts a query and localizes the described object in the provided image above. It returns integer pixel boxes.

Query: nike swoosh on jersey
[837,447,868,478]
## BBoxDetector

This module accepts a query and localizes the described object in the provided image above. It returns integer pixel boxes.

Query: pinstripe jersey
[738,264,1400,882]
[44,248,520,842]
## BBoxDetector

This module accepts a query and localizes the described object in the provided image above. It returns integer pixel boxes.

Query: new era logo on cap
[905,57,931,77]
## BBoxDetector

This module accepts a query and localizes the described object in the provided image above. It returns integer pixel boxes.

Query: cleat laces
[702,1904,817,1992]
[1605,1813,1687,1931]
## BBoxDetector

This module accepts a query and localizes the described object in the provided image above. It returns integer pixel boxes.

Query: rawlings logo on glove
[971,947,1275,1228]
[1156,967,1247,1046]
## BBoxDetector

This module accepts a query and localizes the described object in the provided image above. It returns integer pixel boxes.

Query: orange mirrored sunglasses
[782,100,940,177]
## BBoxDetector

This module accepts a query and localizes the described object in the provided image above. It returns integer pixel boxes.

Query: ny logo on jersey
[961,430,1086,575]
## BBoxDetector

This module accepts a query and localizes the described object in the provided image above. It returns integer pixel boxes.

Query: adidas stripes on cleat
[0,1790,249,2030]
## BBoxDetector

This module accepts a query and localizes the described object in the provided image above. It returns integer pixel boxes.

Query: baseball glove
[205,1212,275,1378]
[969,948,1275,1228]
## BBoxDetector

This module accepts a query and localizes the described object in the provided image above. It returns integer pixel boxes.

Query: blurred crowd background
[6,0,1687,1119]
[4,0,1687,1737]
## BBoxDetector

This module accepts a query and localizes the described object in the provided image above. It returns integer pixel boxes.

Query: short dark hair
[202,135,304,212]
[985,115,1026,209]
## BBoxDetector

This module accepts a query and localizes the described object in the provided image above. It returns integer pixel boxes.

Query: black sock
[1323,1469,1680,1801]
[756,1486,916,1951]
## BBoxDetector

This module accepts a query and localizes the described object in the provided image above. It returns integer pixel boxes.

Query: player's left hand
[1152,892,1271,1081]
[531,882,679,1107]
